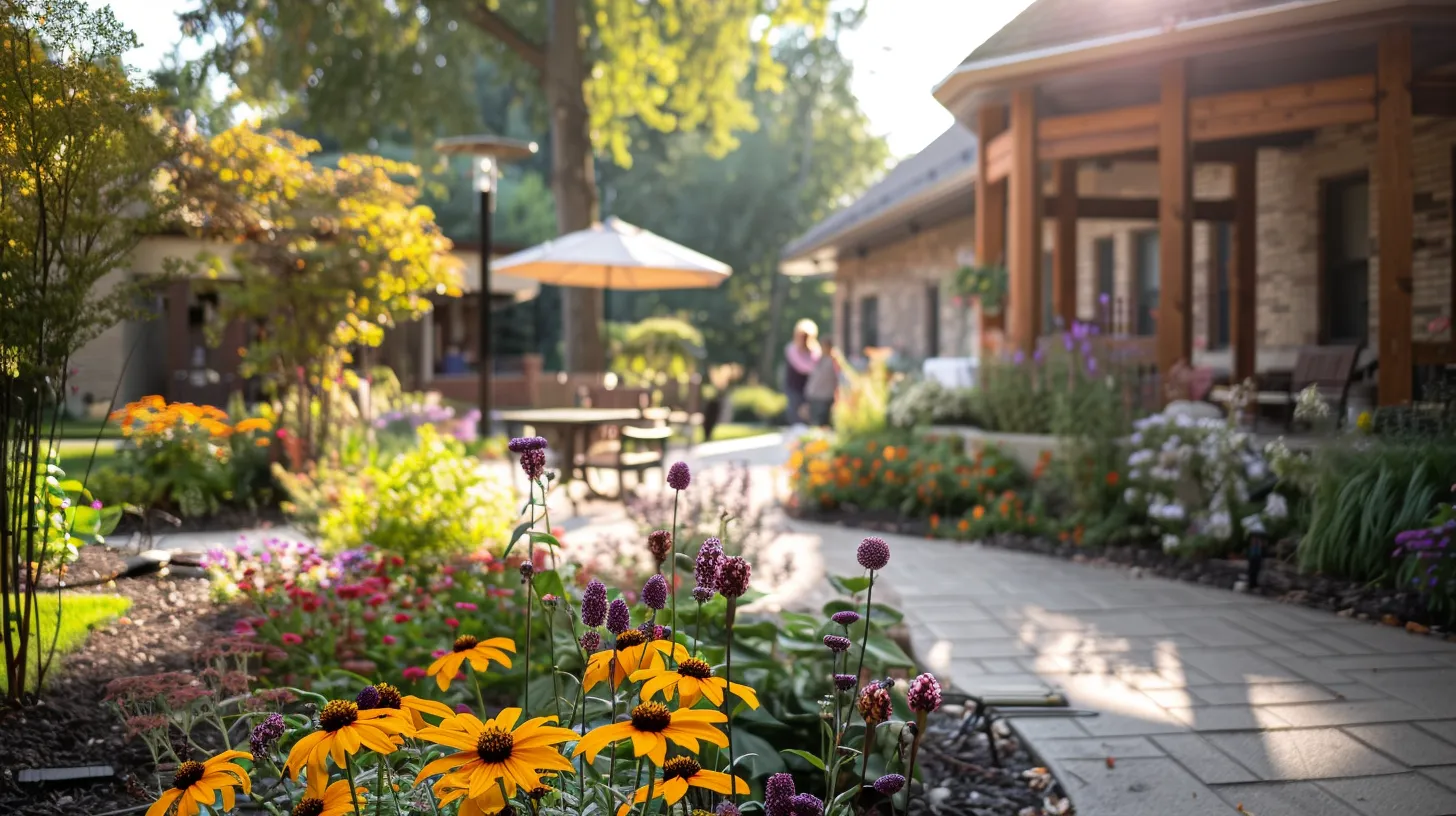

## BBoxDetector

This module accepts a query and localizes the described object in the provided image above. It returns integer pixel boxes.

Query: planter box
[920,425,1063,472]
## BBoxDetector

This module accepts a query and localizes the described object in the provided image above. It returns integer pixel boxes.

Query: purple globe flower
[647,530,673,564]
[606,598,631,634]
[642,574,668,610]
[508,436,548,453]
[907,672,943,714]
[579,631,602,652]
[695,538,724,590]
[857,536,891,571]
[873,774,906,795]
[715,803,742,816]
[764,773,796,816]
[581,580,608,628]
[717,556,751,599]
[823,635,851,653]
[355,685,381,710]
[691,586,714,603]
[249,713,285,761]
[830,610,861,627]
[833,673,857,691]
[520,448,546,480]
[667,461,691,491]
[789,793,824,816]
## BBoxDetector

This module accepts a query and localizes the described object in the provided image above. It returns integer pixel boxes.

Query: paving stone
[1178,650,1314,684]
[1333,624,1455,655]
[1213,781,1363,816]
[1306,631,1384,656]
[1192,682,1344,706]
[979,657,1026,673]
[1141,688,1204,708]
[1151,733,1260,784]
[1321,653,1452,671]
[1324,683,1389,702]
[1204,729,1405,780]
[1049,758,1231,815]
[1118,666,1218,690]
[1074,708,1189,737]
[1005,715,1091,739]
[923,619,1012,640]
[962,639,1034,659]
[1317,772,1456,816]
[1346,670,1456,717]
[1169,617,1272,648]
[1168,705,1291,732]
[1262,654,1352,685]
[1263,699,1431,728]
[1417,764,1456,792]
[1346,724,1456,767]
[1035,736,1165,760]
[1415,721,1456,745]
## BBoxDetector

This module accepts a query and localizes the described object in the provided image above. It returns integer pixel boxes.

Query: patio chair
[1209,344,1362,428]
[578,423,672,501]
[666,374,705,445]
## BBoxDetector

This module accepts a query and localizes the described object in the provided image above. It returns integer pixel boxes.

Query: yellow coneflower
[146,750,252,816]
[574,702,727,767]
[414,708,576,798]
[288,779,368,816]
[426,635,516,692]
[362,681,457,730]
[631,656,760,709]
[616,756,748,816]
[434,776,509,816]
[581,629,689,693]
[285,700,411,796]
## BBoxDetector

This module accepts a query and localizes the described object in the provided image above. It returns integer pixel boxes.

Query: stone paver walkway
[796,520,1456,816]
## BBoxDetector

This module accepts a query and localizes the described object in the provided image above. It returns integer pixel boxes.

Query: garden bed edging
[921,425,1064,473]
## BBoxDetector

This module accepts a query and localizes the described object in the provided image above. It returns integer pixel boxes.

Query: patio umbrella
[491,216,731,290]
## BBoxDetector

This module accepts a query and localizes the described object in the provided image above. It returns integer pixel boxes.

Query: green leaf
[532,569,567,601]
[529,531,561,550]
[781,749,827,771]
[829,574,871,595]
[503,520,532,560]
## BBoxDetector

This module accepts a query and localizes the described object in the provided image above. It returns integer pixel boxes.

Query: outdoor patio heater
[433,134,538,435]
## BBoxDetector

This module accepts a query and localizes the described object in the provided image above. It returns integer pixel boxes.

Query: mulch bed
[112,504,289,538]
[904,704,1071,816]
[0,547,240,815]
[791,507,1449,635]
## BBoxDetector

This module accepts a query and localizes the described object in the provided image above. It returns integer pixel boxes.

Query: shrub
[729,383,788,423]
[279,424,515,558]
[886,378,978,428]
[833,351,893,437]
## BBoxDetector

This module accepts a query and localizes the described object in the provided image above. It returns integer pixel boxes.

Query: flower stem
[723,603,738,803]
[524,564,535,713]
[608,657,621,789]
[670,492,680,646]
[901,713,927,816]
[373,753,385,816]
[344,754,363,816]
[640,763,658,816]
[855,721,876,808]
[851,572,876,694]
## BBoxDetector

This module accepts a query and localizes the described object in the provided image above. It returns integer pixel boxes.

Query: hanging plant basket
[952,264,1008,316]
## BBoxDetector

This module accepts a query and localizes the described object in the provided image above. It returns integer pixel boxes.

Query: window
[860,296,879,350]
[1095,237,1115,320]
[925,285,940,357]
[1042,251,1055,334]
[841,296,852,351]
[1211,223,1232,349]
[1134,230,1160,337]
[1322,174,1370,344]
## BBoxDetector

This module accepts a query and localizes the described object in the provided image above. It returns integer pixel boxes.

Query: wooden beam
[1158,61,1193,382]
[984,129,1013,184]
[1061,197,1235,221]
[1053,160,1078,328]
[1192,102,1374,142]
[975,106,1008,267]
[1378,27,1414,406]
[1231,150,1258,384]
[1008,87,1041,353]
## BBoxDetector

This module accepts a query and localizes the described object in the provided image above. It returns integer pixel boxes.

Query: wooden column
[976,106,1008,356]
[1158,61,1194,380]
[1008,87,1042,353]
[1231,150,1258,384]
[1053,159,1078,329]
[1377,26,1414,406]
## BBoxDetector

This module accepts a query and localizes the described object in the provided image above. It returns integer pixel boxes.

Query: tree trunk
[545,0,604,373]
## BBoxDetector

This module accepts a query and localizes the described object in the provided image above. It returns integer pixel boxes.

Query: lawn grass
[57,416,126,440]
[54,438,121,478]
[0,593,131,692]
[698,422,777,444]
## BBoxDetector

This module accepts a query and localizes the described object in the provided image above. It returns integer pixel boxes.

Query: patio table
[495,407,668,508]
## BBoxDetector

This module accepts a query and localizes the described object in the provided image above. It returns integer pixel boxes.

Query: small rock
[1233,579,1249,593]
[1337,608,1355,618]
[926,787,951,809]
[1381,614,1401,627]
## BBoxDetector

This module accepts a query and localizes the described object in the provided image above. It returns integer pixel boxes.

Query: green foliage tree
[179,0,835,372]
[611,316,704,387]
[169,124,464,464]
[0,0,164,700]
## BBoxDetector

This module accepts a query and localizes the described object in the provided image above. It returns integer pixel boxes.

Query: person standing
[783,319,820,427]
[804,338,839,427]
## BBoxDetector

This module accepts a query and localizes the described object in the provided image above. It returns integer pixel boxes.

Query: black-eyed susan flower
[146,750,252,816]
[426,635,516,692]
[414,708,576,799]
[631,656,760,709]
[581,629,688,693]
[285,700,411,795]
[433,776,509,816]
[359,682,457,730]
[288,779,368,816]
[616,756,748,816]
[574,702,728,766]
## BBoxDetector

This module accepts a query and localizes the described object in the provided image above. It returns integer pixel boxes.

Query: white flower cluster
[1293,384,1331,422]
[886,378,977,428]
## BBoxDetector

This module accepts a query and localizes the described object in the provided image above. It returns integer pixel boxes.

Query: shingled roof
[960,0,1294,67]
[780,124,976,267]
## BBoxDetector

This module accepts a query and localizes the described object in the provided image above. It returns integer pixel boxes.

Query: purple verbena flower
[873,774,906,795]
[857,536,891,571]
[642,574,668,610]
[717,557,751,599]
[582,580,608,628]
[907,672,943,714]
[691,586,714,603]
[695,538,724,590]
[667,461,691,491]
[520,448,546,480]
[579,631,602,652]
[508,436,548,453]
[831,610,861,627]
[606,598,631,634]
[765,773,796,816]
[823,635,851,653]
[249,713,285,761]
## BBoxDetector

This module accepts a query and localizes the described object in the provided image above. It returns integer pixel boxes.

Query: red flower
[382,635,397,645]
[445,617,460,628]
[393,613,412,624]
[367,593,388,607]
[280,633,303,646]
[402,666,426,681]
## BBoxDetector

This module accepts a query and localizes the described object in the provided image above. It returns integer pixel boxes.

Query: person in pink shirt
[783,319,820,426]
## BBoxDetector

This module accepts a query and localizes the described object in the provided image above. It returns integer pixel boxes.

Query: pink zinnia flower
[393,613,411,624]
[454,601,478,612]
[431,649,448,659]
[381,635,397,645]
[445,617,459,628]
[402,666,426,681]
[280,633,303,646]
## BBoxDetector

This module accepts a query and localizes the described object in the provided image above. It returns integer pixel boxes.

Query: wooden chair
[666,374,705,445]
[578,423,672,500]
[1210,344,1362,428]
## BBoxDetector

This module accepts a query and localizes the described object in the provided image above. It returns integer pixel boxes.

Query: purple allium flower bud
[642,574,668,610]
[823,635,851,653]
[789,793,824,816]
[765,773,796,816]
[519,562,535,582]
[831,610,861,627]
[907,672,943,714]
[606,598,631,634]
[715,802,742,816]
[579,631,602,652]
[834,673,857,691]
[655,625,671,641]
[667,461,691,491]
[717,556,751,599]
[520,448,546,480]
[691,586,714,603]
[857,536,891,571]
[695,537,724,590]
[858,684,891,725]
[355,685,381,710]
[249,713,285,760]
[647,530,673,564]
[873,774,906,795]
[581,580,608,628]
[508,436,548,453]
